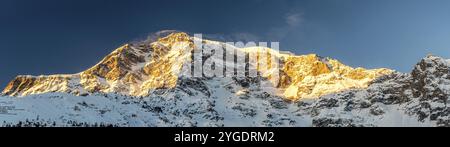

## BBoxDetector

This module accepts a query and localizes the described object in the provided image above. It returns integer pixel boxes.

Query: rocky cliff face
[407,55,450,126]
[281,54,392,100]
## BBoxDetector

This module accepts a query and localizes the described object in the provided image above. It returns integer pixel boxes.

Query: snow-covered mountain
[1,31,449,127]
[2,32,391,100]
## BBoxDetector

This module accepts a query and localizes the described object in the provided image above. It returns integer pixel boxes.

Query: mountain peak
[413,55,450,74]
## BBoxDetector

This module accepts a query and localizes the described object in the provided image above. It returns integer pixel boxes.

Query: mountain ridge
[1,32,392,101]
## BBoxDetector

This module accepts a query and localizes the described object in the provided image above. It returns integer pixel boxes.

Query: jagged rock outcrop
[406,55,450,126]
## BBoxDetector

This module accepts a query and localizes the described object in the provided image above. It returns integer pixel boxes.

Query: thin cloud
[202,32,260,43]
[204,11,304,43]
[267,11,304,40]
[230,32,260,42]
[286,13,304,27]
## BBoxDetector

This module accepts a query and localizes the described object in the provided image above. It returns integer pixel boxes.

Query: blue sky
[1,0,450,87]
